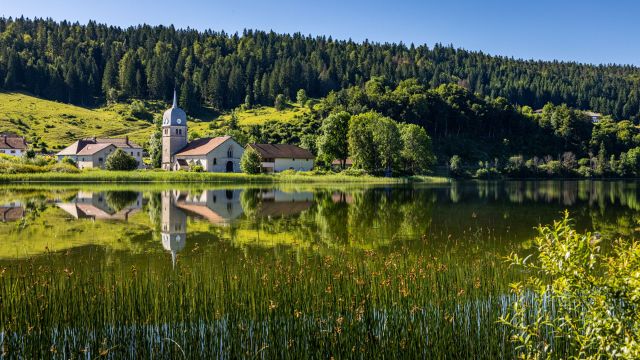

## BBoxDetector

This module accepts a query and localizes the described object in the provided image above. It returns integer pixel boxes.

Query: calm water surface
[1,180,637,266]
[0,180,638,358]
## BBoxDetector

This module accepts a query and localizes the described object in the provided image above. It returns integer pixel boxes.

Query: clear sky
[2,0,639,66]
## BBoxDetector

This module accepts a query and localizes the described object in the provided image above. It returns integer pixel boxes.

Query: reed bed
[1,248,520,359]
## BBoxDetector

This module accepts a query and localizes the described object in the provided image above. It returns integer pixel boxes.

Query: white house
[171,136,244,172]
[162,91,244,172]
[56,137,143,169]
[247,143,315,173]
[0,133,28,157]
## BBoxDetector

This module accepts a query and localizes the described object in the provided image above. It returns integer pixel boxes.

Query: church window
[213,158,217,165]
[227,147,233,158]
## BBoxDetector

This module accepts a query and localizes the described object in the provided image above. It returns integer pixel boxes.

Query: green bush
[501,212,640,359]
[240,147,262,174]
[105,149,139,171]
[340,168,367,177]
[278,169,297,176]
[48,163,80,173]
[190,165,204,172]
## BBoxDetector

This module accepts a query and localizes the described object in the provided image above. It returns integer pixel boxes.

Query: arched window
[213,158,217,165]
[227,146,233,158]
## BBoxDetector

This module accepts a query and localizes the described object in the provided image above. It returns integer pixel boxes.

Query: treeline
[316,79,640,160]
[1,17,640,120]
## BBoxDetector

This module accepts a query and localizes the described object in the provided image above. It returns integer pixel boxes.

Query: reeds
[0,248,519,358]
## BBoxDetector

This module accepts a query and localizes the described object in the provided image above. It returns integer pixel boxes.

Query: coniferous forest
[1,16,639,121]
[3,17,640,178]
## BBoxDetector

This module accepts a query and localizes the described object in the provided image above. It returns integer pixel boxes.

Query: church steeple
[172,89,177,108]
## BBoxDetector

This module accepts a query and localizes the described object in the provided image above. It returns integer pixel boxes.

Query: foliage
[240,146,262,174]
[190,164,204,172]
[105,149,139,171]
[317,111,350,167]
[399,123,435,174]
[501,212,640,359]
[449,155,464,177]
[2,17,640,122]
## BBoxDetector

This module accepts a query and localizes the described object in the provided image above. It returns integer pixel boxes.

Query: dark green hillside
[0,17,639,120]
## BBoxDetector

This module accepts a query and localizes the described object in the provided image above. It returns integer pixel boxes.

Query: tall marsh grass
[0,248,517,358]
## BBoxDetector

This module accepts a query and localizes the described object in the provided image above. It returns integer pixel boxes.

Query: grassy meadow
[0,92,309,151]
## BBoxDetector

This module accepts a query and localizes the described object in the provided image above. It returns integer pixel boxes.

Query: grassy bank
[0,170,449,184]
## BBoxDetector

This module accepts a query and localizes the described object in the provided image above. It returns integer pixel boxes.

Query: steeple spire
[172,88,177,108]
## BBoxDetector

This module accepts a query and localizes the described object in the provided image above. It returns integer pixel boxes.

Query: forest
[3,17,640,177]
[0,16,639,121]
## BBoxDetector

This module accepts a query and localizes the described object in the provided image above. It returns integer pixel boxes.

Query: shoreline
[0,170,450,184]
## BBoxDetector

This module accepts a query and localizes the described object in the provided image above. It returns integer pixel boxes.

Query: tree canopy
[1,17,639,121]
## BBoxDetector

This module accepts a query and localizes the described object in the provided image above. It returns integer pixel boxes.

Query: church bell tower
[162,90,188,170]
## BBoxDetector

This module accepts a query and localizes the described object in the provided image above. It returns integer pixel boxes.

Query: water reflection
[159,189,313,266]
[57,191,143,221]
[0,181,639,263]
[0,201,24,222]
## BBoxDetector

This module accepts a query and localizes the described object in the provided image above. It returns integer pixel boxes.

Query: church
[162,91,244,172]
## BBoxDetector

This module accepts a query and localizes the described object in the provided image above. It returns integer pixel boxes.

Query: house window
[10,150,15,154]
[227,147,233,158]
[213,158,217,165]
[98,158,103,162]
[137,152,140,156]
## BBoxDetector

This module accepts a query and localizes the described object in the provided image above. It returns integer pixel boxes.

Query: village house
[246,143,315,173]
[162,91,244,172]
[0,133,28,157]
[56,136,143,169]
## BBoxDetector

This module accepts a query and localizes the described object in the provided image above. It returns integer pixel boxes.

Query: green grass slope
[0,92,308,151]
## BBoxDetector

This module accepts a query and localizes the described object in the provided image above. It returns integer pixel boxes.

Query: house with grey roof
[246,143,315,173]
[56,136,143,169]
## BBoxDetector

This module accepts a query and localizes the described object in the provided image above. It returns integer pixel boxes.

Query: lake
[0,180,638,358]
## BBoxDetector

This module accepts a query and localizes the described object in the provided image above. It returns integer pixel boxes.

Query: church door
[226,161,234,172]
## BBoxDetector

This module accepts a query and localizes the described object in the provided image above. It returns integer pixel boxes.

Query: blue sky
[2,0,639,65]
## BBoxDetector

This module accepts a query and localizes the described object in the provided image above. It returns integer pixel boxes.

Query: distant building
[331,158,353,170]
[246,143,315,173]
[162,91,244,172]
[56,137,143,169]
[584,111,603,123]
[533,109,603,124]
[0,133,28,157]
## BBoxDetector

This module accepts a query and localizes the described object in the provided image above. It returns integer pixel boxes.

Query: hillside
[0,92,306,150]
[0,17,639,121]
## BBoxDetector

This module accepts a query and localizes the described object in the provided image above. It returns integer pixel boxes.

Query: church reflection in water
[160,189,314,267]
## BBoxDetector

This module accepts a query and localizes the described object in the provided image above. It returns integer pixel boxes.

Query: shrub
[48,163,80,173]
[105,149,139,171]
[61,157,77,167]
[341,168,368,177]
[278,169,297,176]
[240,147,262,174]
[190,165,204,172]
[501,212,640,359]
[449,155,465,177]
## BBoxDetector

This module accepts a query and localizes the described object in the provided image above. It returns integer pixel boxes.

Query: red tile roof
[0,133,27,150]
[175,136,232,156]
[247,144,314,159]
